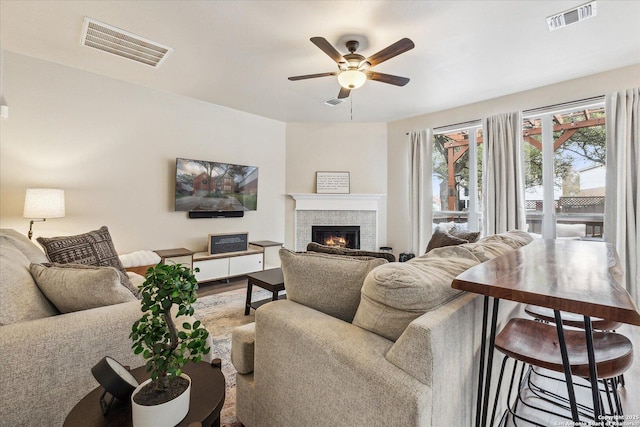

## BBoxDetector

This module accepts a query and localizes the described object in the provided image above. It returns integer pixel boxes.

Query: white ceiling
[1,1,639,123]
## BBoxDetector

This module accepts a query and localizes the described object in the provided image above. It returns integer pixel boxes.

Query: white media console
[192,240,282,283]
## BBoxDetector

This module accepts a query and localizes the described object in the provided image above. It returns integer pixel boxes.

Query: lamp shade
[337,70,367,90]
[23,188,65,219]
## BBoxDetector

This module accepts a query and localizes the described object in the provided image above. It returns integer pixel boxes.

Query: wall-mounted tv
[175,158,258,212]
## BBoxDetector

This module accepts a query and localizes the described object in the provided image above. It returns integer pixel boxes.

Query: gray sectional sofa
[232,230,533,427]
[0,229,213,426]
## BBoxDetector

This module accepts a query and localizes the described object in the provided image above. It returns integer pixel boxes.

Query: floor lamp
[23,188,66,240]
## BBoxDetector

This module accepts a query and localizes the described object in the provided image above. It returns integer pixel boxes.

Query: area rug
[193,286,270,427]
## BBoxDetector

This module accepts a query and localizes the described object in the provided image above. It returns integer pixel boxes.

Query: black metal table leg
[480,298,500,427]
[271,290,278,301]
[554,310,580,423]
[475,296,490,427]
[584,316,602,419]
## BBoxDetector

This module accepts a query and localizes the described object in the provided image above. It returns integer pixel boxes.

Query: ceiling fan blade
[288,72,337,81]
[366,71,410,86]
[337,87,351,99]
[310,37,345,64]
[365,38,415,67]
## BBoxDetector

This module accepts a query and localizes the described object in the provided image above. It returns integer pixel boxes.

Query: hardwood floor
[197,277,247,297]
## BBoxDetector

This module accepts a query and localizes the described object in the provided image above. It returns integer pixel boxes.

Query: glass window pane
[553,107,606,237]
[523,118,543,234]
[522,105,605,239]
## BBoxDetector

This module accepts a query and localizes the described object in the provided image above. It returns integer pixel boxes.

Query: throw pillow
[352,246,480,341]
[0,233,59,325]
[279,248,387,323]
[306,242,396,262]
[37,226,139,298]
[449,226,480,243]
[425,229,468,253]
[30,263,137,313]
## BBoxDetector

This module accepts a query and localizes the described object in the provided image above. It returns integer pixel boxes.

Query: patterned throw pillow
[425,229,468,253]
[449,226,481,243]
[36,226,139,297]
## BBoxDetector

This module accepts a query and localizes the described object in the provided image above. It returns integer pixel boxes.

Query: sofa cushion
[306,242,396,262]
[279,248,387,323]
[37,226,139,298]
[30,263,137,313]
[425,228,468,253]
[0,232,58,325]
[461,230,534,262]
[353,246,480,341]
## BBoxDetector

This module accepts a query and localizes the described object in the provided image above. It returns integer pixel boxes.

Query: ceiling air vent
[323,98,347,107]
[547,1,597,31]
[80,17,173,67]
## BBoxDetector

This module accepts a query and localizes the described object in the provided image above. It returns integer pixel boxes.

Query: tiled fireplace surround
[288,194,384,252]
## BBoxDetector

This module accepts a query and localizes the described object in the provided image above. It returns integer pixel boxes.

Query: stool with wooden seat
[492,318,633,426]
[525,304,626,387]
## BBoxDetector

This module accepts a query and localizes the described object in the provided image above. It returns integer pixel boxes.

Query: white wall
[284,122,388,250]
[0,51,286,253]
[386,64,640,254]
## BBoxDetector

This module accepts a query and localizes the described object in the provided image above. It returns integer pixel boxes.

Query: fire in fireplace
[312,226,360,249]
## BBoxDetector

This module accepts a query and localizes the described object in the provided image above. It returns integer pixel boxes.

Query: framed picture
[316,171,350,194]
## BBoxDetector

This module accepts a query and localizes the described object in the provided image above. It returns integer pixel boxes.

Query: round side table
[64,360,225,427]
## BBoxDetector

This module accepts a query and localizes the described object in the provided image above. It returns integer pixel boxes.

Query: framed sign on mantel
[316,171,350,194]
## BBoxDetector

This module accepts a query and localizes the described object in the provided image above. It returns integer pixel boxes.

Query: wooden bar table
[452,239,640,427]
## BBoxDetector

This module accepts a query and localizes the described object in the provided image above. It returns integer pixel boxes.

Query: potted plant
[129,263,210,427]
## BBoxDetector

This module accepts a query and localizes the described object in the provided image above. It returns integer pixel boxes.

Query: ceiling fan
[288,36,415,100]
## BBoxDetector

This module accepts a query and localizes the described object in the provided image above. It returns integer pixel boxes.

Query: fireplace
[312,225,360,249]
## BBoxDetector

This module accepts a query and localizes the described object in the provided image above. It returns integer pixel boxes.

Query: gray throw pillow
[449,226,480,243]
[30,263,137,313]
[425,229,468,253]
[37,226,139,297]
[279,248,387,323]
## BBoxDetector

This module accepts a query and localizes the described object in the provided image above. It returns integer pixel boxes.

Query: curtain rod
[523,95,605,117]
[406,119,482,135]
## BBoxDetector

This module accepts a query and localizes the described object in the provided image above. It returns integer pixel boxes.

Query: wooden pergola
[442,109,605,210]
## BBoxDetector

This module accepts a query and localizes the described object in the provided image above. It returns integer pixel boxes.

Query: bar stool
[492,318,633,426]
[525,304,626,386]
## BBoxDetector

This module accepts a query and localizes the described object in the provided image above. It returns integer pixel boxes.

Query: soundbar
[188,210,244,218]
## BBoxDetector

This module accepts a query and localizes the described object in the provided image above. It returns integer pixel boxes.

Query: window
[432,123,483,232]
[522,100,605,239]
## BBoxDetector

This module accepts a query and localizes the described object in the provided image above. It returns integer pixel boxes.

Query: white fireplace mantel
[288,193,386,211]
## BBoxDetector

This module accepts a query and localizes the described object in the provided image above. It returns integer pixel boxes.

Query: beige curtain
[409,130,433,255]
[605,87,640,306]
[482,112,526,235]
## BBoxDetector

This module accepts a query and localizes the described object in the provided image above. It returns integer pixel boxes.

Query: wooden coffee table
[64,360,225,427]
[244,268,285,315]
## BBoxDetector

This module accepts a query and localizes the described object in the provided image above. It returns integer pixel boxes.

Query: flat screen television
[175,158,258,212]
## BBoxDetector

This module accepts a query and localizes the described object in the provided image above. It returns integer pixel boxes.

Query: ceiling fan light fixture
[338,70,366,90]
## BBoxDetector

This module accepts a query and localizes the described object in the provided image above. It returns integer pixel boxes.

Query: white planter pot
[131,373,191,427]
